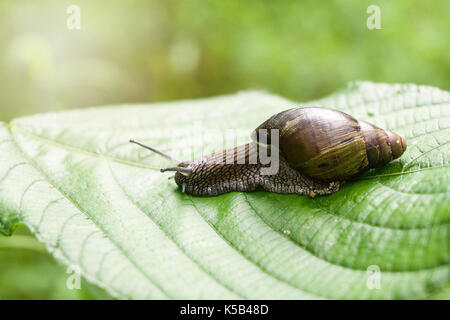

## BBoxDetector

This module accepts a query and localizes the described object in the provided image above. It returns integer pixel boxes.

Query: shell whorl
[358,121,407,168]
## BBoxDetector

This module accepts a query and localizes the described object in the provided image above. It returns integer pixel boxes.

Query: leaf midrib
[10,123,448,180]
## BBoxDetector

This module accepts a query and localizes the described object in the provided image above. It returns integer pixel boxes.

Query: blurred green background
[0,0,448,299]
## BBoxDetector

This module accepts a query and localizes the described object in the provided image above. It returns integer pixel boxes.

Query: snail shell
[253,107,407,181]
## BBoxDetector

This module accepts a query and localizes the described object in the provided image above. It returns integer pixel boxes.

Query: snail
[130,107,407,198]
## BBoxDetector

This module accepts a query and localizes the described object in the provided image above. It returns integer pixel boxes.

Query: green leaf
[0,225,111,299]
[0,81,448,299]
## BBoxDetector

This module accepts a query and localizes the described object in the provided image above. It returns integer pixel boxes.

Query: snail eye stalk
[129,139,181,165]
[160,167,193,176]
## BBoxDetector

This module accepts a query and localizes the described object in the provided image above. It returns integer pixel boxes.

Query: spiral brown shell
[253,107,407,181]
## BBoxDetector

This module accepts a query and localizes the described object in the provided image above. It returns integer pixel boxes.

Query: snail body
[130,106,406,197]
[173,142,341,197]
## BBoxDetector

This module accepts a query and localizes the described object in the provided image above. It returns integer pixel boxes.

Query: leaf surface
[0,82,448,299]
